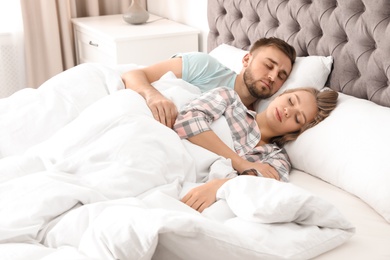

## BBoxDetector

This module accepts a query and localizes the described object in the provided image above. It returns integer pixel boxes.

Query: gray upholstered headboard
[207,0,390,107]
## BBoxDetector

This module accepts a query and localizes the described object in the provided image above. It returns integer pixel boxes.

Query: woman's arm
[181,178,230,212]
[174,87,280,180]
[257,145,291,182]
[181,146,289,213]
[187,131,280,180]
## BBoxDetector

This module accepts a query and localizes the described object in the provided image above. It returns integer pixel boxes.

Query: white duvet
[0,63,354,260]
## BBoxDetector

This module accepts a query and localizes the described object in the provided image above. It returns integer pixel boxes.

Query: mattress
[290,169,390,259]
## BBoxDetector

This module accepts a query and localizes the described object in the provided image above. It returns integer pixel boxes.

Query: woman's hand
[181,178,230,212]
[239,160,280,180]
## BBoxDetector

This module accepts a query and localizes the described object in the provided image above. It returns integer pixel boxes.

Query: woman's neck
[256,112,272,144]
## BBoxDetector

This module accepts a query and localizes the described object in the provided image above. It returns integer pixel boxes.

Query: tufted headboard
[207,0,390,107]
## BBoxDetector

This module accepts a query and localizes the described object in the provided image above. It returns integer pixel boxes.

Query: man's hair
[271,87,339,146]
[250,37,296,66]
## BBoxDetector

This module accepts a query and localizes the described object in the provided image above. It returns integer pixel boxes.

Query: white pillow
[217,176,353,226]
[208,44,333,113]
[209,44,248,74]
[285,92,390,223]
[215,176,354,259]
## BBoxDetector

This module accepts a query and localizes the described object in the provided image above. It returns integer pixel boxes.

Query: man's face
[243,46,292,99]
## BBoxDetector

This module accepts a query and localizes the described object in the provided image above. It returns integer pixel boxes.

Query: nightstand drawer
[72,14,199,65]
[75,31,114,63]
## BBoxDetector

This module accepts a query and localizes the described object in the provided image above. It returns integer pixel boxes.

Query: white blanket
[0,64,354,260]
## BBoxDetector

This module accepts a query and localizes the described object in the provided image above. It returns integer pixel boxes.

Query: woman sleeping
[174,86,338,212]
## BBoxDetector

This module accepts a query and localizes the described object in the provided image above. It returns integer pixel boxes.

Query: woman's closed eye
[295,115,300,124]
[288,97,301,124]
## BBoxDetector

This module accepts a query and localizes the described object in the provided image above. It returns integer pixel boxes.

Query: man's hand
[181,178,230,212]
[121,58,183,128]
[145,91,178,128]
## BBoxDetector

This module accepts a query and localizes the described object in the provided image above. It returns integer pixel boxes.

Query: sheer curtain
[0,0,26,98]
[20,0,146,88]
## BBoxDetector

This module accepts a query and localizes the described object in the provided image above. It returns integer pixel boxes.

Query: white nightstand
[72,14,199,66]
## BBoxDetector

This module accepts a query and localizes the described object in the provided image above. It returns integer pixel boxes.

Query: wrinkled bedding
[0,64,354,259]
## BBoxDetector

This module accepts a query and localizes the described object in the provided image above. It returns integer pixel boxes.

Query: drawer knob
[89,41,99,47]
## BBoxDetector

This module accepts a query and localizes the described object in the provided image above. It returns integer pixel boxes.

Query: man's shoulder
[178,52,219,63]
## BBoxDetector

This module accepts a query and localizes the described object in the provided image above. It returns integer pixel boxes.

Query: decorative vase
[123,0,149,25]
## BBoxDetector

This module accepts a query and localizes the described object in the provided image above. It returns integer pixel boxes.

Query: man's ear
[242,53,251,68]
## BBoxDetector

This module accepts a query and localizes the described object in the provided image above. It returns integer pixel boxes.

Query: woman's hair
[271,87,339,146]
[250,37,296,66]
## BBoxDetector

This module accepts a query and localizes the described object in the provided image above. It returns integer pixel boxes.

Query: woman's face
[266,90,318,135]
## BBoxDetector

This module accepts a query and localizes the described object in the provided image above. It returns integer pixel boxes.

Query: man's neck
[234,74,256,108]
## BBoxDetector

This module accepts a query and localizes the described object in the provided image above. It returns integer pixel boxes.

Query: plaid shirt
[174,87,291,182]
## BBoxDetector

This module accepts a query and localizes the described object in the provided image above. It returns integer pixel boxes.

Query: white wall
[146,0,208,52]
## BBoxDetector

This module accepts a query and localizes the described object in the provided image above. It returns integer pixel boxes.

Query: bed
[0,0,389,259]
[208,0,390,259]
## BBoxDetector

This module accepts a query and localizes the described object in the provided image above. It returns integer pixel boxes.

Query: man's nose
[268,70,278,81]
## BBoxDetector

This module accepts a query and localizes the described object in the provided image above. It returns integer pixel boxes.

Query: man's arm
[121,57,183,128]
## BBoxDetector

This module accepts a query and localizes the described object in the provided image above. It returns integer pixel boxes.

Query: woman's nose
[284,107,289,117]
[285,107,298,119]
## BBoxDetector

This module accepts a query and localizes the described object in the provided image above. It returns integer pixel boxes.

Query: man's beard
[243,69,273,99]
